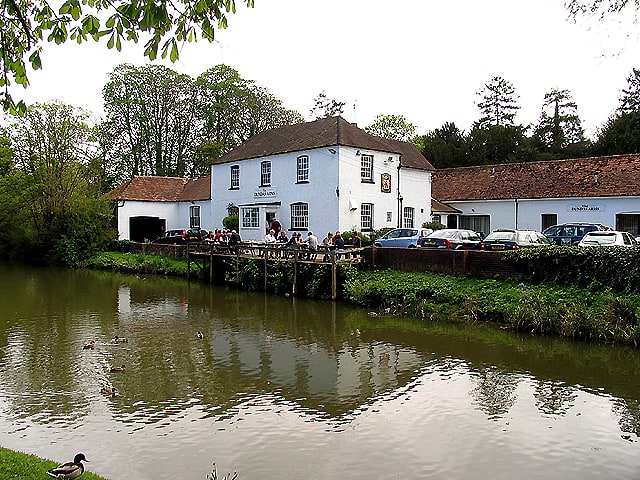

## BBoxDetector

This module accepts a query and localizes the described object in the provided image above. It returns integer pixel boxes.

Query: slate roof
[432,154,640,202]
[105,175,211,202]
[214,116,435,171]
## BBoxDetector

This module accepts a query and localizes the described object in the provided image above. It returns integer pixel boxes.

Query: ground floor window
[541,213,557,231]
[242,207,259,228]
[459,215,490,237]
[361,203,374,231]
[290,202,308,229]
[616,214,640,236]
[403,207,415,228]
[190,205,201,228]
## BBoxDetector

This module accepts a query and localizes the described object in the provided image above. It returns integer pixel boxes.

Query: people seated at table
[322,232,334,246]
[277,231,289,243]
[350,232,362,248]
[306,232,319,251]
[228,230,241,252]
[264,229,276,243]
[286,232,303,247]
[333,231,345,250]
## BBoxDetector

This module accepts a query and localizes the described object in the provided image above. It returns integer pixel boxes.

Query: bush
[223,215,239,231]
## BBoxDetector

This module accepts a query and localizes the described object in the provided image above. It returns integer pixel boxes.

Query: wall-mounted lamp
[335,187,340,197]
[117,200,125,208]
[328,148,337,154]
[356,149,361,156]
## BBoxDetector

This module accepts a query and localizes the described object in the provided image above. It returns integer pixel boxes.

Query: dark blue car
[542,223,610,246]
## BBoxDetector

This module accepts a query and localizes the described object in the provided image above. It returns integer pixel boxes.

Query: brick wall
[365,248,522,280]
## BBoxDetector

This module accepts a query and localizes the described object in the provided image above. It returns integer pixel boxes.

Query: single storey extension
[431,154,640,236]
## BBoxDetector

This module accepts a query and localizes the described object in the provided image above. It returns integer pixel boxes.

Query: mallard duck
[46,453,88,479]
[112,336,128,343]
[101,386,118,396]
[110,364,126,372]
[196,331,204,339]
[82,341,95,350]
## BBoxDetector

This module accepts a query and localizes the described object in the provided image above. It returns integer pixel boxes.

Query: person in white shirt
[264,229,276,243]
[307,232,319,251]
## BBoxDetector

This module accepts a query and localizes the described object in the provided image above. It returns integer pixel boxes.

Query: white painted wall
[116,201,180,240]
[443,196,640,233]
[211,145,432,241]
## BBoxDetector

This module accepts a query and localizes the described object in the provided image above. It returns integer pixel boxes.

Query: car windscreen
[486,232,516,241]
[582,233,616,245]
[428,230,457,239]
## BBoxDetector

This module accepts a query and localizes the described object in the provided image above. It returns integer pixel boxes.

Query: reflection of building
[210,330,423,409]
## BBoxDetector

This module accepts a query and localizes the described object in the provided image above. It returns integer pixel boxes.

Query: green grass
[0,447,107,480]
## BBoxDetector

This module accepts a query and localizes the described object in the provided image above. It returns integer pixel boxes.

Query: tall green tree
[475,76,520,128]
[310,91,345,119]
[99,63,200,186]
[0,0,254,112]
[532,88,586,156]
[592,111,640,155]
[419,121,466,168]
[466,124,528,165]
[1,101,112,264]
[195,65,303,172]
[619,68,640,114]
[364,114,417,142]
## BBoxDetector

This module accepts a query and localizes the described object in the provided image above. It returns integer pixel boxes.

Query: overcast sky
[17,0,640,139]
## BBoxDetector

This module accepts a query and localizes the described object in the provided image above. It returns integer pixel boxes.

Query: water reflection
[0,265,639,479]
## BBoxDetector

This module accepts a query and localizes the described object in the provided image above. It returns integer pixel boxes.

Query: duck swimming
[112,336,128,343]
[110,364,126,372]
[101,386,118,396]
[46,452,88,479]
[82,341,95,350]
[196,331,204,339]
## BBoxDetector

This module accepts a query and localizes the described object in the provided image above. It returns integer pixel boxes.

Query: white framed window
[403,207,415,228]
[190,205,201,228]
[260,161,271,186]
[230,165,240,189]
[361,154,374,183]
[242,207,259,228]
[297,155,309,183]
[290,202,309,230]
[361,203,374,231]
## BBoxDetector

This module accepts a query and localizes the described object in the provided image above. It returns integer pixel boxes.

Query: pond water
[0,265,639,479]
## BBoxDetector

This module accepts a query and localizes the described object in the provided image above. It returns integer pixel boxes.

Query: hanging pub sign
[381,173,392,193]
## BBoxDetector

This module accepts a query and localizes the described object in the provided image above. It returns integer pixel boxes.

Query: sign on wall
[566,203,605,212]
[254,187,277,199]
[381,173,391,193]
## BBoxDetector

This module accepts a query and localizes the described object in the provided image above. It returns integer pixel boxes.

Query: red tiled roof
[432,154,640,201]
[214,116,434,171]
[105,176,211,202]
[432,198,461,213]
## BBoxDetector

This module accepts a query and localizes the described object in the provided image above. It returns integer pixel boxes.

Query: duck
[112,336,128,343]
[196,331,204,339]
[109,364,126,372]
[82,341,95,350]
[46,452,89,479]
[101,386,118,396]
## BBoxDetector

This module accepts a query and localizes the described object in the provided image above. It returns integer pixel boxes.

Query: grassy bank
[83,251,640,346]
[344,269,640,346]
[0,447,107,480]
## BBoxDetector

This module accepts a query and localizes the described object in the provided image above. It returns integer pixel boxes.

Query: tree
[0,0,254,113]
[419,121,467,168]
[1,101,112,264]
[532,88,586,155]
[310,91,345,119]
[465,124,528,165]
[475,76,520,128]
[99,63,200,186]
[592,110,640,155]
[619,68,640,114]
[364,114,417,142]
[566,0,640,19]
[195,65,303,172]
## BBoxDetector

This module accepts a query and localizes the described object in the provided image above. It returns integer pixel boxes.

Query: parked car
[481,229,551,251]
[578,230,638,247]
[151,229,187,244]
[373,228,433,248]
[419,229,483,249]
[543,223,610,246]
[185,228,204,242]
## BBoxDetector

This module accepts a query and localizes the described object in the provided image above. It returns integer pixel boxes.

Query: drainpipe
[514,198,519,229]
[397,157,402,228]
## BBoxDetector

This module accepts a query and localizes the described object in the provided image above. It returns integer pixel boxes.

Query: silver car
[373,228,433,248]
[578,230,638,247]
